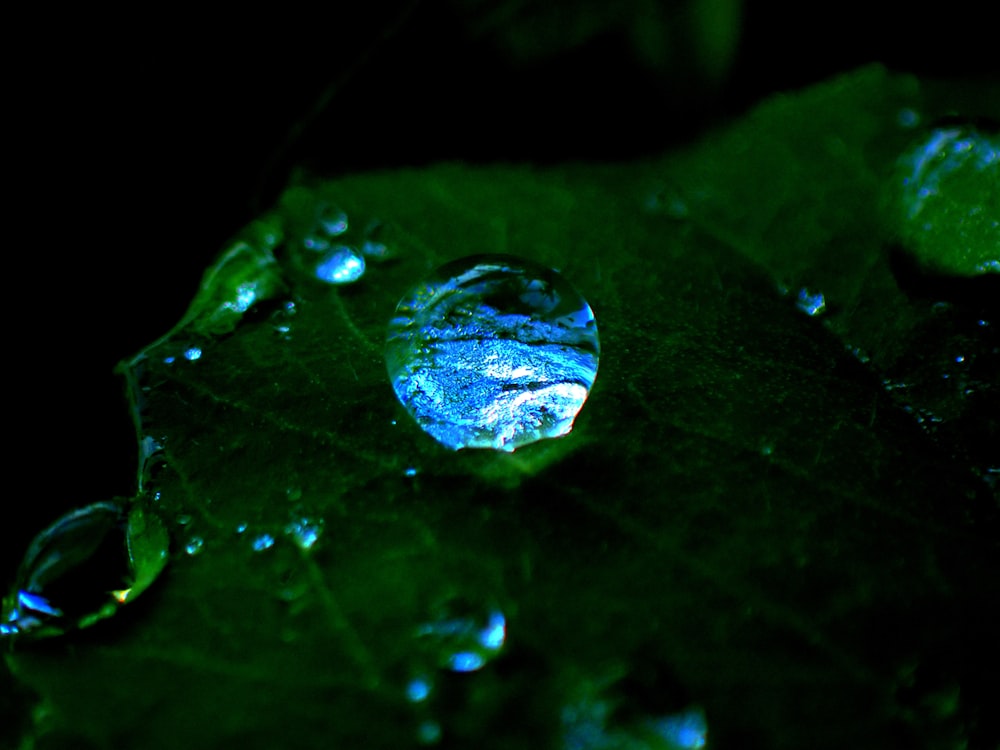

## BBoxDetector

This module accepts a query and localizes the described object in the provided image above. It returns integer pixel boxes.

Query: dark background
[4,1,998,579]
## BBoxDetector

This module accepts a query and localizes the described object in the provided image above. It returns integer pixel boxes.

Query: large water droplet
[892,122,999,276]
[1,502,168,639]
[385,255,600,452]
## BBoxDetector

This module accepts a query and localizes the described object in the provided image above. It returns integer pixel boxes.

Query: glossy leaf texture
[4,66,998,750]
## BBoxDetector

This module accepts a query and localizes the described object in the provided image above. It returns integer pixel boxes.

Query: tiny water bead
[385,255,600,452]
[1,502,168,639]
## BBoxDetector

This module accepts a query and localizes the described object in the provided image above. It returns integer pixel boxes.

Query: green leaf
[5,66,998,750]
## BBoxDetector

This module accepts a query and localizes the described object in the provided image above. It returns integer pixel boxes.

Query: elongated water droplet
[386,255,600,452]
[1,502,168,639]
[315,246,366,285]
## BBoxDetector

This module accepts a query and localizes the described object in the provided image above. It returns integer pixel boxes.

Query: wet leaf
[5,66,999,750]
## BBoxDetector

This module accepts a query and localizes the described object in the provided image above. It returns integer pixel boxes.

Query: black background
[4,2,998,579]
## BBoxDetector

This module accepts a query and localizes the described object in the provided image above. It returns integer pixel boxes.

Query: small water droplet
[315,246,366,285]
[416,599,507,672]
[795,288,826,317]
[386,255,600,452]
[184,536,204,556]
[1,502,168,639]
[406,676,433,703]
[183,346,202,361]
[252,534,275,552]
[318,204,349,236]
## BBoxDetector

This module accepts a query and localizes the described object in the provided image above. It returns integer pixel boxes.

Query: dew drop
[315,246,366,285]
[406,676,433,703]
[1,502,168,639]
[415,598,507,672]
[386,254,600,452]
